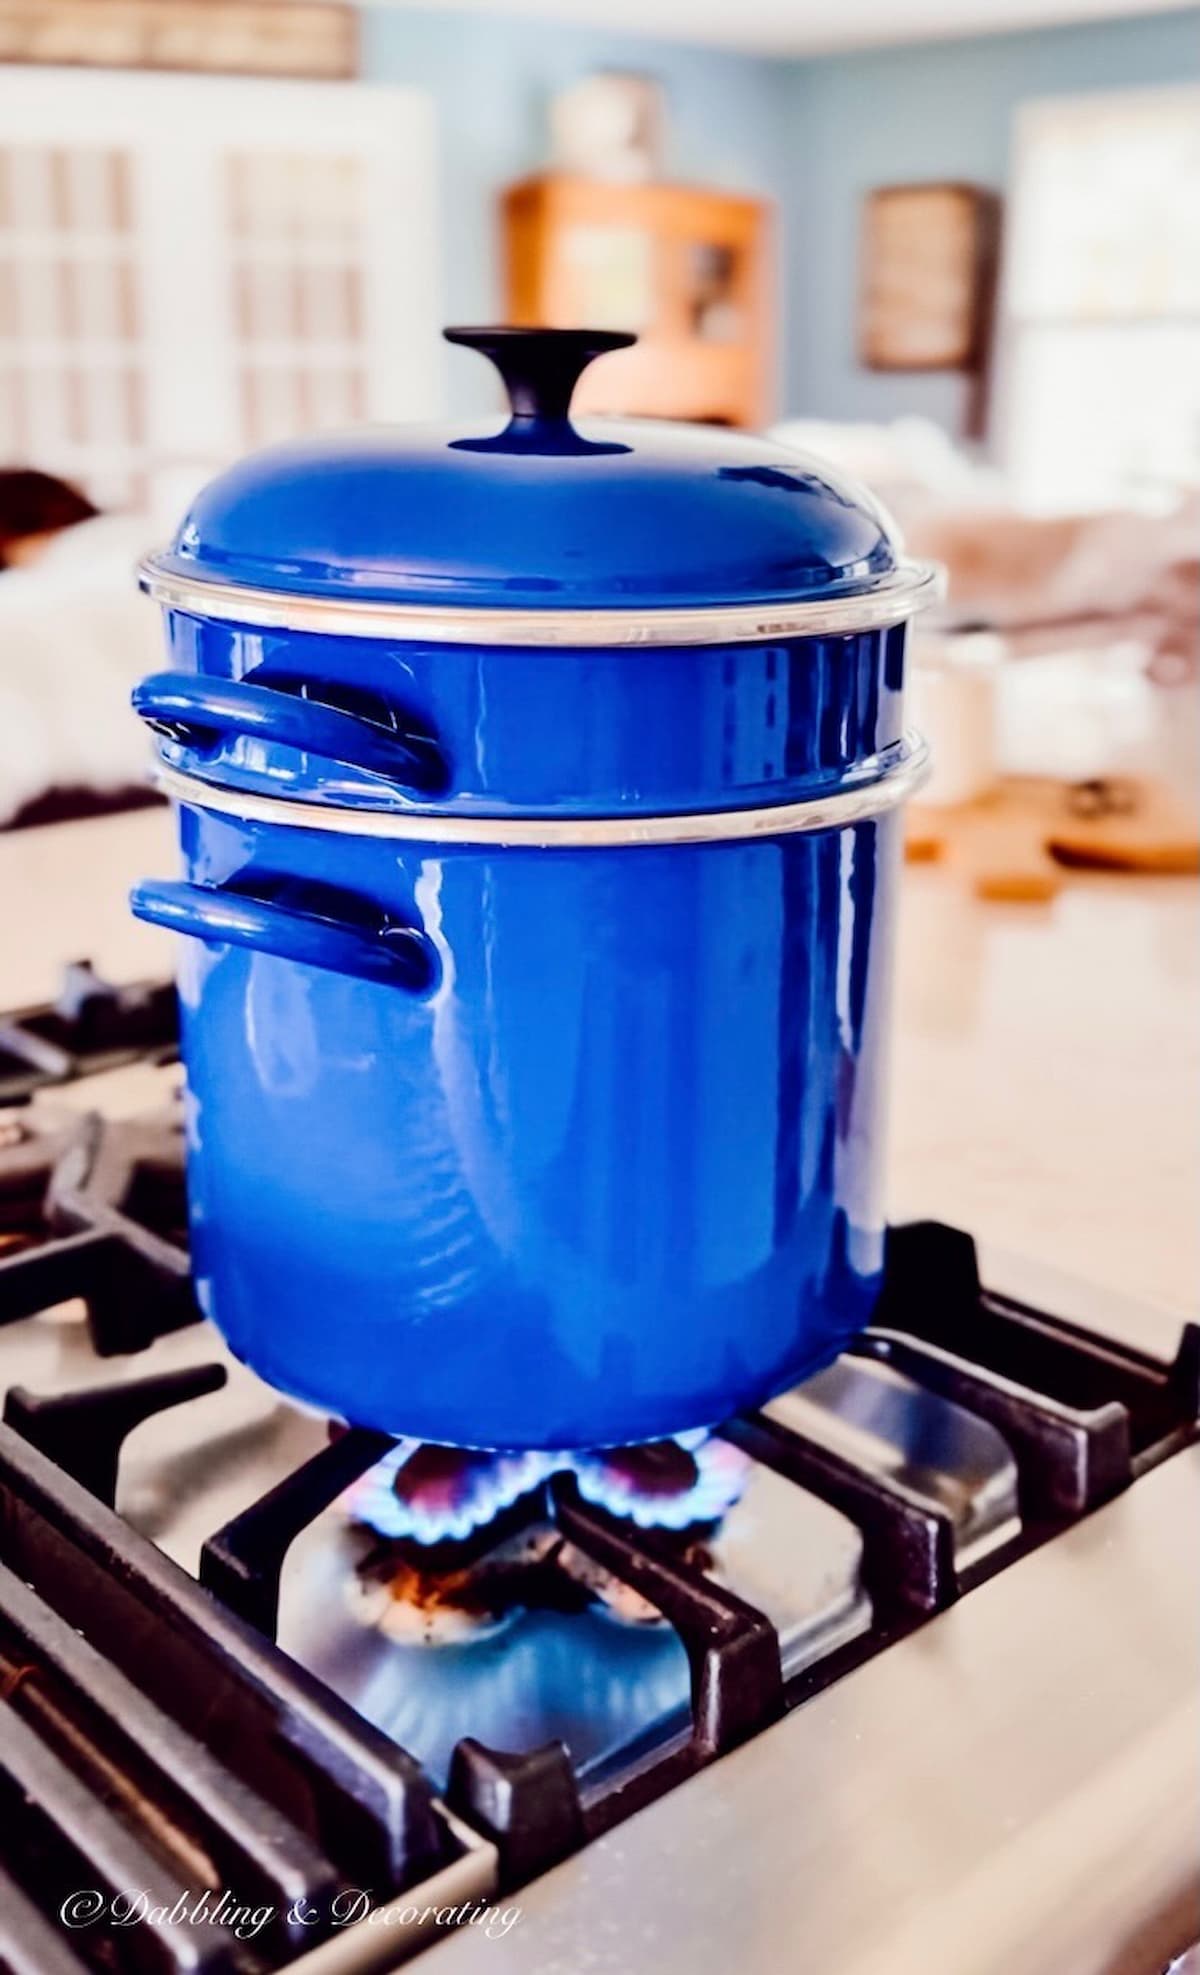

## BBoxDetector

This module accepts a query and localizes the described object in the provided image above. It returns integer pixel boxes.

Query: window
[0,143,144,511]
[0,68,442,523]
[1001,87,1200,511]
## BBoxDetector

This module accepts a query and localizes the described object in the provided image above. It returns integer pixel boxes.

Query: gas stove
[1,966,1197,1975]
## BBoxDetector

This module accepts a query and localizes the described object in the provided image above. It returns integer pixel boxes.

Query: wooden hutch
[501,173,772,430]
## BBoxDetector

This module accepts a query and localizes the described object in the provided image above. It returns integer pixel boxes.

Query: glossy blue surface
[134,361,916,1449]
[150,793,899,1448]
[154,418,901,610]
[149,617,909,817]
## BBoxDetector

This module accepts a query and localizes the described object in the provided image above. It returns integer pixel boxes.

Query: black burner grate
[0,1102,195,1355]
[0,1424,466,1971]
[0,962,178,1107]
[1,1039,1197,1946]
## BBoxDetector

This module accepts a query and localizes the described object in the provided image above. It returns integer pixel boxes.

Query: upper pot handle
[444,326,636,425]
[132,673,450,798]
[130,879,438,993]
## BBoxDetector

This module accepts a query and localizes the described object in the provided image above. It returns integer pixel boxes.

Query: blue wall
[784,8,1200,431]
[362,5,790,414]
[363,5,1200,428]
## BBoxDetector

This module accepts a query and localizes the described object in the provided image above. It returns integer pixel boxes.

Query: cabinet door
[0,67,442,521]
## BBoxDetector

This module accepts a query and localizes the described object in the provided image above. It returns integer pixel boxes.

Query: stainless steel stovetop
[0,972,1197,1975]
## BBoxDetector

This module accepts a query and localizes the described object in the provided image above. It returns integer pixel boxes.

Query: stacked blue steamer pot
[131,327,938,1451]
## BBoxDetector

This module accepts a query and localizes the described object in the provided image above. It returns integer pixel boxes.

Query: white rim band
[154,737,930,848]
[140,560,943,648]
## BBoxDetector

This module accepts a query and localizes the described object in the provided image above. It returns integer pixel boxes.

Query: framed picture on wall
[858,182,999,372]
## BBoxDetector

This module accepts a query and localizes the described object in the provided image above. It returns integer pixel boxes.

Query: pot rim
[153,732,930,846]
[139,558,944,648]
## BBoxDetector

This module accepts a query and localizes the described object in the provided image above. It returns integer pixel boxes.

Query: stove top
[0,967,1196,1975]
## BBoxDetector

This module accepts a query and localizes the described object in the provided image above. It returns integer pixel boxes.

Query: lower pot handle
[130,879,438,993]
[132,673,450,798]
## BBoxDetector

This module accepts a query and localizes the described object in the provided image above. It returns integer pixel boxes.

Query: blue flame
[572,1436,750,1531]
[343,1433,751,1547]
[346,1442,555,1545]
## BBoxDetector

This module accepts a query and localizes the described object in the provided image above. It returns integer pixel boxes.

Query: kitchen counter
[888,858,1197,1351]
[2,803,1196,1351]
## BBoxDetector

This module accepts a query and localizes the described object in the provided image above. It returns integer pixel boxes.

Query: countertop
[1,804,1196,1352]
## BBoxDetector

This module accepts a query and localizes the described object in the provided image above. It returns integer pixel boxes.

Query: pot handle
[130,879,438,993]
[132,673,450,797]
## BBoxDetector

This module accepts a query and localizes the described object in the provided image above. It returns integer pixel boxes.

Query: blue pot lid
[145,329,932,632]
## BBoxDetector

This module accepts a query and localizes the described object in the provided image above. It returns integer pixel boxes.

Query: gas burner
[347,1509,713,1650]
[344,1433,750,1551]
[340,1434,751,1648]
[351,1525,567,1646]
[344,1446,574,1648]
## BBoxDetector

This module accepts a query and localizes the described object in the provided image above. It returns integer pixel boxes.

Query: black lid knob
[444,326,636,426]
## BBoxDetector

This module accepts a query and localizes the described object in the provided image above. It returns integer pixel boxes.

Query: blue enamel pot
[131,328,938,1450]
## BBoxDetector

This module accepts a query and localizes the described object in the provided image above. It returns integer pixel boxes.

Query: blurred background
[0,0,1196,835]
